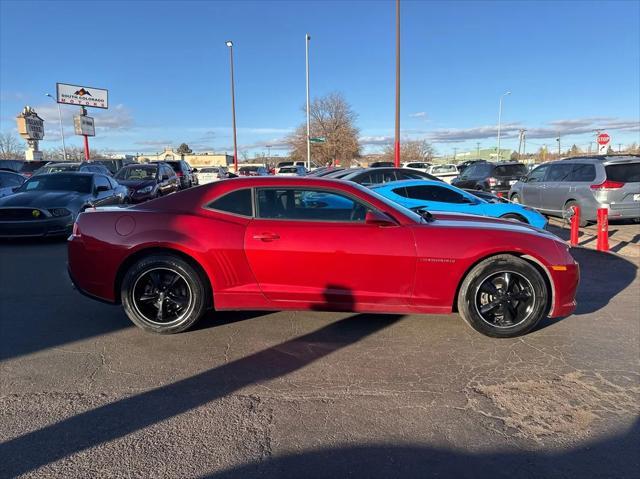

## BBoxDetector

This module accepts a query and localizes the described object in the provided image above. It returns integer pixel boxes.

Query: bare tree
[380,139,435,163]
[288,92,360,166]
[0,131,25,160]
[42,146,108,161]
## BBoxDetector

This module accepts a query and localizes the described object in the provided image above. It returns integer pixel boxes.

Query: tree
[42,146,109,161]
[380,139,435,163]
[287,92,360,166]
[176,143,193,155]
[569,144,582,156]
[0,131,25,159]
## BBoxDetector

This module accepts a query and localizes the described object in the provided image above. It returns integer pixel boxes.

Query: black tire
[510,193,520,204]
[500,213,528,224]
[564,200,588,227]
[457,255,549,338]
[121,254,208,333]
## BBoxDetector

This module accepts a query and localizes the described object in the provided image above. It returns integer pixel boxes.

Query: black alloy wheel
[121,254,208,333]
[474,271,535,328]
[457,254,549,338]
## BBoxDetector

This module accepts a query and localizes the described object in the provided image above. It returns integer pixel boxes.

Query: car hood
[0,190,86,208]
[428,211,557,239]
[117,179,156,189]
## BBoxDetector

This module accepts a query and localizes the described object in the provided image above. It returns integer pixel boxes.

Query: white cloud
[409,112,427,118]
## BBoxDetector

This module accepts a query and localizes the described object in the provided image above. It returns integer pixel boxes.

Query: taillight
[72,222,81,238]
[488,177,497,186]
[176,171,184,177]
[590,180,624,190]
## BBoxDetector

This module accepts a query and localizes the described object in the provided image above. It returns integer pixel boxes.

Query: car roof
[371,179,450,189]
[557,154,640,165]
[29,172,96,178]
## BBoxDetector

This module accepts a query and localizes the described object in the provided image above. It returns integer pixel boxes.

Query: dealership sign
[16,107,45,140]
[56,83,109,109]
[74,115,96,136]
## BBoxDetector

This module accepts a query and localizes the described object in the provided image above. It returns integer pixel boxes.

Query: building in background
[136,147,233,168]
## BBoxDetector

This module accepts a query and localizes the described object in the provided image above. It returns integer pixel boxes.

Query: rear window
[279,167,298,173]
[493,164,527,176]
[19,162,48,173]
[208,189,253,216]
[605,163,640,183]
[465,163,493,178]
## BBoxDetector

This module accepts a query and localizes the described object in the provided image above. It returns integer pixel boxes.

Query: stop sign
[597,133,610,145]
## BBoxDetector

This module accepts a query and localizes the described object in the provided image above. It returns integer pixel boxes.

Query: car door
[519,164,549,208]
[244,187,416,307]
[540,163,574,212]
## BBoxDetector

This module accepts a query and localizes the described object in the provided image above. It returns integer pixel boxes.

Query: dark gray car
[509,155,640,225]
[0,173,127,238]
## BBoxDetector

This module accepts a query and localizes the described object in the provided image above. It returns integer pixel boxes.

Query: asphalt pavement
[1,239,639,478]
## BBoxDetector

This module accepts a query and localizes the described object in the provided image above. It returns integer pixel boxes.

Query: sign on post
[309,137,326,143]
[16,110,45,140]
[56,83,109,109]
[597,133,611,154]
[74,115,96,136]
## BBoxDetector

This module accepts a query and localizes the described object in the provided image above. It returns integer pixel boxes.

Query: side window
[208,189,253,217]
[256,188,368,222]
[546,164,573,182]
[94,175,111,190]
[402,185,466,203]
[570,164,596,182]
[527,165,549,183]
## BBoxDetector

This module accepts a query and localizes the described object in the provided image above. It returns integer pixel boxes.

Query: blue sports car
[372,179,548,229]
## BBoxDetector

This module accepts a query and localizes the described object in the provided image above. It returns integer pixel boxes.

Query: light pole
[305,33,311,170]
[394,0,401,167]
[45,93,67,160]
[496,90,511,160]
[225,40,238,173]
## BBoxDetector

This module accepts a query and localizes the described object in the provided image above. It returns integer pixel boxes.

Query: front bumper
[548,262,580,318]
[0,217,73,238]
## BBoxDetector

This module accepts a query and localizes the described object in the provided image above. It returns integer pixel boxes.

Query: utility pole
[496,91,511,160]
[476,142,481,158]
[522,130,526,160]
[618,143,622,153]
[517,129,524,158]
[305,33,311,170]
[394,0,401,167]
[556,136,561,156]
[453,147,458,161]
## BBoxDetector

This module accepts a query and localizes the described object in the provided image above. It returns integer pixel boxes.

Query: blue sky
[1,0,639,157]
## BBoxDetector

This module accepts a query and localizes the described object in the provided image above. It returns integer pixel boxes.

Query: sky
[1,0,639,158]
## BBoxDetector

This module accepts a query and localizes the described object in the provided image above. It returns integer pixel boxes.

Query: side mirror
[365,210,397,227]
[520,176,528,183]
[192,168,198,173]
[162,174,170,181]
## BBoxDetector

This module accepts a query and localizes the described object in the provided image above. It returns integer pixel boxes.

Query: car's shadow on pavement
[569,247,637,315]
[203,419,640,479]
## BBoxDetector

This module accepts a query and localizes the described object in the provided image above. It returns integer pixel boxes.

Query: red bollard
[570,205,580,246]
[596,208,609,252]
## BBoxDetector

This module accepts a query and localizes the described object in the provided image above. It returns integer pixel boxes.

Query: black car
[0,173,127,238]
[151,160,197,189]
[457,159,485,174]
[369,161,395,168]
[115,163,179,203]
[338,167,442,186]
[451,161,528,195]
[33,162,113,176]
[0,160,49,178]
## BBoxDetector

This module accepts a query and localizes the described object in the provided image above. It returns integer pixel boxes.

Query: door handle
[253,233,280,242]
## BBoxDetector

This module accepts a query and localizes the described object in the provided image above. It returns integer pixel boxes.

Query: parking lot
[0,238,638,478]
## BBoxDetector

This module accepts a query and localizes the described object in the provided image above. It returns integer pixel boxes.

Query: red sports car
[68,177,579,338]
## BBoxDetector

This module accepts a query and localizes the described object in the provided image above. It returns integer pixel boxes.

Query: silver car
[509,155,640,225]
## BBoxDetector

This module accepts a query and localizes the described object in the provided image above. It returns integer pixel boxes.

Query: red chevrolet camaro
[68,177,579,338]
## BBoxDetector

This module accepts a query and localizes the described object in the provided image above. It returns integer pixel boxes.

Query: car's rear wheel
[564,200,588,227]
[500,213,528,224]
[121,254,207,333]
[457,255,549,338]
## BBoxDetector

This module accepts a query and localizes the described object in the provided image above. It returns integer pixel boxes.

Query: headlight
[49,208,71,217]
[137,185,153,194]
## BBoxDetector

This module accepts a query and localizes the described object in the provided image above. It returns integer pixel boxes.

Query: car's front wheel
[457,255,549,338]
[510,193,520,203]
[500,213,528,223]
[121,254,208,333]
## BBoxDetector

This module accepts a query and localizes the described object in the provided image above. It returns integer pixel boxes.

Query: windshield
[20,174,92,193]
[351,182,424,224]
[47,164,80,173]
[116,166,158,180]
[279,167,298,173]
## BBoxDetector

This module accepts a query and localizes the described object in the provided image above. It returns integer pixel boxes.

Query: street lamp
[45,93,67,160]
[496,90,511,160]
[394,0,401,167]
[225,40,238,173]
[305,33,311,170]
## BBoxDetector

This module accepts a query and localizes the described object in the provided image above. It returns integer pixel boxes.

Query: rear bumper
[67,234,119,303]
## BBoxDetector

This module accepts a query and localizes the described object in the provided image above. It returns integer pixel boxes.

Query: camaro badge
[32,209,41,218]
